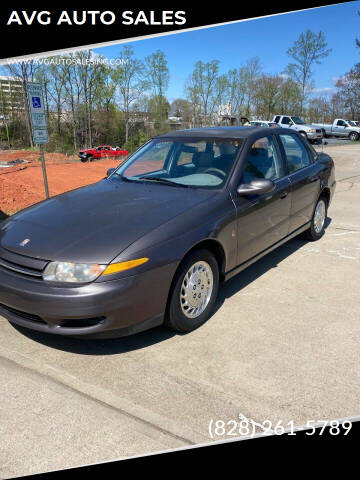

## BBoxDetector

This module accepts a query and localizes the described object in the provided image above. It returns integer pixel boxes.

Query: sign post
[26,82,50,199]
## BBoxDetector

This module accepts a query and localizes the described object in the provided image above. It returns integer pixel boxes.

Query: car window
[337,120,346,126]
[281,117,291,125]
[241,136,284,183]
[274,116,281,123]
[123,141,173,177]
[177,150,195,166]
[116,138,242,189]
[279,134,312,173]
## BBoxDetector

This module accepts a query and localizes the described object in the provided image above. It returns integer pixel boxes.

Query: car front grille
[0,246,47,279]
[316,129,322,134]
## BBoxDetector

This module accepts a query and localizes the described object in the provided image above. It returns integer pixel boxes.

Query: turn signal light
[102,258,149,275]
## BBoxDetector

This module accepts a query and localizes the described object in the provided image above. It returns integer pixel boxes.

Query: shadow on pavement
[9,218,332,355]
[216,217,331,309]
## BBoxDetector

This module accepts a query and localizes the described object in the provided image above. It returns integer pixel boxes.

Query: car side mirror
[237,178,276,196]
[107,167,116,177]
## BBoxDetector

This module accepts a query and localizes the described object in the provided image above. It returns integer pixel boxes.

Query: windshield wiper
[113,174,137,182]
[136,176,184,187]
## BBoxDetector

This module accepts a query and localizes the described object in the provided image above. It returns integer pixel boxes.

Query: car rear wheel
[166,249,219,332]
[301,196,328,241]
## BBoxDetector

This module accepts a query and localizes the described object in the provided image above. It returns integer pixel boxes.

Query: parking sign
[26,82,48,144]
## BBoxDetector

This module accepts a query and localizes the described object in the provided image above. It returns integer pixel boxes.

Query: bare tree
[285,30,331,115]
[243,57,262,117]
[112,45,147,143]
[225,67,247,116]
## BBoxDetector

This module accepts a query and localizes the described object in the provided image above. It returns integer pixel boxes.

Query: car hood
[0,179,216,264]
[295,124,317,130]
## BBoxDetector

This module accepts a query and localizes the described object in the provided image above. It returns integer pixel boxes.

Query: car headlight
[43,262,106,283]
[43,257,149,283]
[308,129,313,133]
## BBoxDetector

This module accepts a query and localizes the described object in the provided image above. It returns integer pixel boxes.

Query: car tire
[301,195,328,241]
[166,249,219,333]
[349,132,359,141]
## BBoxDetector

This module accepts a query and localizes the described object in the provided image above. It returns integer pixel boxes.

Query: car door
[278,133,321,233]
[333,119,348,137]
[279,116,292,128]
[232,135,292,265]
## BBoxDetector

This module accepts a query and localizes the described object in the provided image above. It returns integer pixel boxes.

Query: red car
[78,145,128,162]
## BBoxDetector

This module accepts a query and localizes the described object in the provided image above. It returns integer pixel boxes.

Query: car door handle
[279,192,288,199]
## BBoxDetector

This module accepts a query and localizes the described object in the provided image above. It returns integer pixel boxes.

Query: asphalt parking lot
[1,143,360,477]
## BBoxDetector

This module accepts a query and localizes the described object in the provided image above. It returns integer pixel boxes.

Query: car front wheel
[302,196,328,241]
[166,249,219,332]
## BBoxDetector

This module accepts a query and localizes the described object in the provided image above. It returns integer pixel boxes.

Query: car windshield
[291,116,306,125]
[349,121,357,126]
[113,137,243,189]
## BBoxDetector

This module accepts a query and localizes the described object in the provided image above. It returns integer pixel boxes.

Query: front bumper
[307,130,323,140]
[0,262,177,338]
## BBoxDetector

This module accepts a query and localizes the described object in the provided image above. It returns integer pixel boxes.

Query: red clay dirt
[0,150,125,214]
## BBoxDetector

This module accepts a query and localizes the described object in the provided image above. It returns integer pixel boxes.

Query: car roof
[156,126,291,140]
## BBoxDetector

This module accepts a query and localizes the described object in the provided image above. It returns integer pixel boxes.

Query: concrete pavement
[1,143,360,477]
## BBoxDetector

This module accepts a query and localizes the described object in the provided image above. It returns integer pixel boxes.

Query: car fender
[106,196,237,279]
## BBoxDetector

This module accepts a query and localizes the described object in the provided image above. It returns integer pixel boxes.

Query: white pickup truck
[312,119,360,141]
[272,115,323,143]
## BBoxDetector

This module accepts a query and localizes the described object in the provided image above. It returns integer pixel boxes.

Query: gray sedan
[0,126,335,338]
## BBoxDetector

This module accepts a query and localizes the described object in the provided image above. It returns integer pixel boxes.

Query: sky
[94,2,360,103]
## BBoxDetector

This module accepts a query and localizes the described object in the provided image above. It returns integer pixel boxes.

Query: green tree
[277,77,301,115]
[186,60,219,126]
[170,99,192,122]
[144,50,169,124]
[253,74,282,119]
[335,63,360,119]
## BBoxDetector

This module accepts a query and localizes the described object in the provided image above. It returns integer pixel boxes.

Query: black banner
[0,1,349,60]
[24,419,358,478]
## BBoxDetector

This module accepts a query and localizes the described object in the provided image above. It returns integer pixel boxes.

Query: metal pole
[39,144,50,199]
